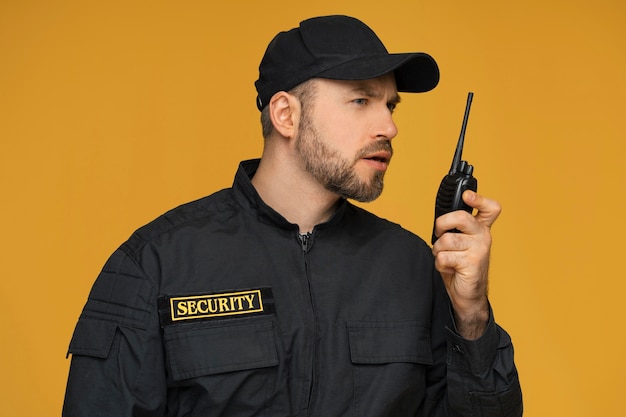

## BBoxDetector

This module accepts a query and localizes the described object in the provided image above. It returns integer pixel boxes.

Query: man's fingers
[432,191,501,242]
[462,190,502,228]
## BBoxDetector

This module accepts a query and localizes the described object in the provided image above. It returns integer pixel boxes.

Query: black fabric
[63,159,522,417]
[254,15,439,110]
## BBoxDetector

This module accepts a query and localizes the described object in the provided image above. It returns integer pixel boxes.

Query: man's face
[295,74,400,202]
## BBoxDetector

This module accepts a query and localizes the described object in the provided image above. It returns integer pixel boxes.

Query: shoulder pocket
[163,320,278,381]
[346,321,433,365]
[67,317,118,358]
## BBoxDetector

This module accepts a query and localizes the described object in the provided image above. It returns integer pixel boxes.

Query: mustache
[355,140,394,160]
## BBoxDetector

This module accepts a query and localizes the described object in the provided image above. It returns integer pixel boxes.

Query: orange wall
[1,1,624,415]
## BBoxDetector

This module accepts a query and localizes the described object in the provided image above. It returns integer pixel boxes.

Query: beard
[295,112,393,203]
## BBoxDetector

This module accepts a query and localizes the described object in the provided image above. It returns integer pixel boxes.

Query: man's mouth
[365,155,389,163]
[358,141,393,171]
[363,151,391,164]
[362,151,392,171]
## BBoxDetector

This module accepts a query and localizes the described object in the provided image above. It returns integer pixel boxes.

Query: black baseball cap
[255,15,440,110]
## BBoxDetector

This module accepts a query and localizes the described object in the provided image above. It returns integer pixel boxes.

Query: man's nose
[373,109,398,140]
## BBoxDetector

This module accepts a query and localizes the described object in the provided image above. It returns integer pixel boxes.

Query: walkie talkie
[431,92,477,244]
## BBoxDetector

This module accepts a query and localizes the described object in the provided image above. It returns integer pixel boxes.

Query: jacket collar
[232,159,348,232]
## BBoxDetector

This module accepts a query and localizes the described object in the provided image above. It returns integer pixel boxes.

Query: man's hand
[432,190,502,340]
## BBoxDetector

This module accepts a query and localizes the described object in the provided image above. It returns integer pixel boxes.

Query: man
[63,15,522,417]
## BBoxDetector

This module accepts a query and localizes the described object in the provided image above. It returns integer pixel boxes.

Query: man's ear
[268,91,300,139]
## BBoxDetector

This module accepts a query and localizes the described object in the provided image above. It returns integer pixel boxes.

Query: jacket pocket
[163,319,278,381]
[67,316,118,358]
[347,320,433,365]
[346,321,433,416]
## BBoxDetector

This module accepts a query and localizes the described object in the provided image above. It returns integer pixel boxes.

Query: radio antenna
[450,92,474,174]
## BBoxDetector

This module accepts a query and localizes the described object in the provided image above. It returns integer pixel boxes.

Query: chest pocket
[347,320,433,365]
[163,319,278,381]
[347,321,433,416]
[162,319,280,415]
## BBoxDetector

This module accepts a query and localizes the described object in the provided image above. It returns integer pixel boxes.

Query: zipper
[297,231,318,415]
[298,232,312,252]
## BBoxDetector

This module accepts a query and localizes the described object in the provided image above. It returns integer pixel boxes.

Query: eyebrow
[351,86,401,105]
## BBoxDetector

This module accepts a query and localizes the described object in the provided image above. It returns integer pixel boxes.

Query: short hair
[260,79,317,139]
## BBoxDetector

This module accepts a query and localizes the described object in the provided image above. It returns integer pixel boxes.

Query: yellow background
[1,0,624,415]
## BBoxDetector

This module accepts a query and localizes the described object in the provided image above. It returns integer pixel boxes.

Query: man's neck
[251,154,341,234]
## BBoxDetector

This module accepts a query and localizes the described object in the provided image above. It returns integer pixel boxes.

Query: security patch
[158,287,274,326]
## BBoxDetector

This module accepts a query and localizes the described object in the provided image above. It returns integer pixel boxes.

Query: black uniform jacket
[63,159,522,417]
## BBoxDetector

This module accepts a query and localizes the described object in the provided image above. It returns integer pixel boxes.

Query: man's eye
[353,98,367,105]
[387,103,397,112]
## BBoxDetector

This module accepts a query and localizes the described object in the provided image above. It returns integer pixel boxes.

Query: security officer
[63,15,522,417]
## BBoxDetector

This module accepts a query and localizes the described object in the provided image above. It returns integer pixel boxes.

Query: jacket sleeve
[63,248,167,417]
[445,313,523,416]
[425,269,523,417]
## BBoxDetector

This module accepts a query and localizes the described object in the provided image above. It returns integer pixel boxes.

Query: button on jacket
[63,159,522,417]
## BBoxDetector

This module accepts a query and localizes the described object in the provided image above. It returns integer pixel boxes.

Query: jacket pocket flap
[164,320,278,381]
[67,317,118,359]
[347,321,433,365]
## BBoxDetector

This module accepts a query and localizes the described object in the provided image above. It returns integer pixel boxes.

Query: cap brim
[315,52,439,93]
